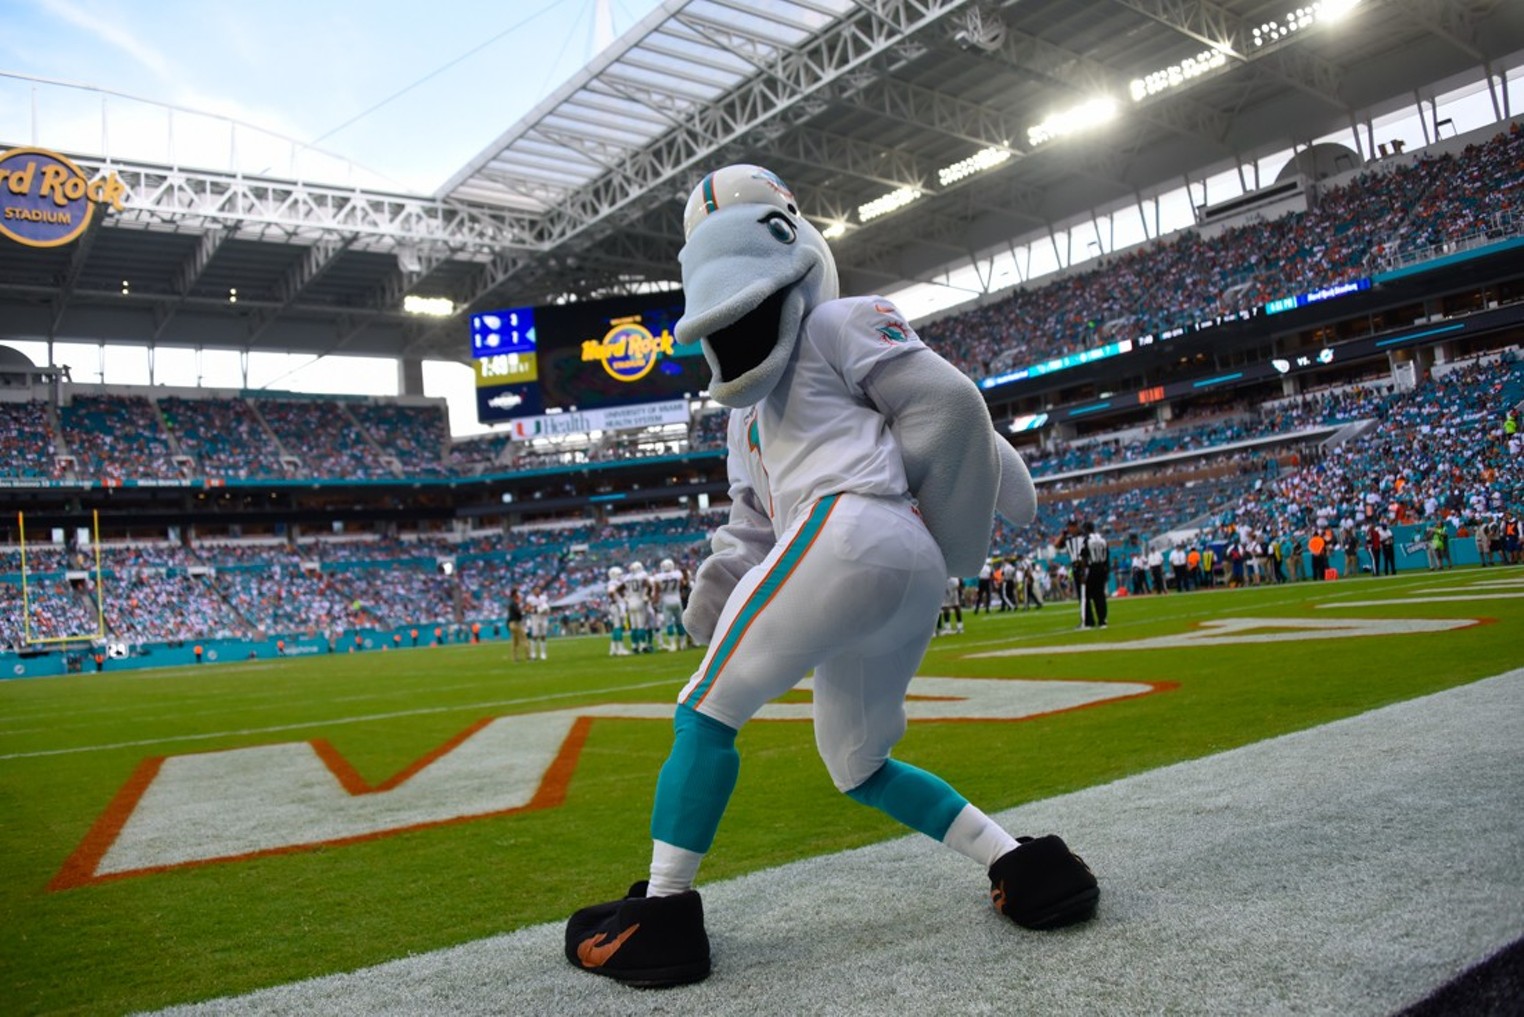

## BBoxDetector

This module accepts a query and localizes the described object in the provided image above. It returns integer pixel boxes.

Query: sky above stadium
[1,0,668,193]
[0,0,674,432]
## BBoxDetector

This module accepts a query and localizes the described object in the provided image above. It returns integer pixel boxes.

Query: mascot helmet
[682,164,800,239]
[676,164,839,408]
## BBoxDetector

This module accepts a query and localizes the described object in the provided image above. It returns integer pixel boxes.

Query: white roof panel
[438,0,858,212]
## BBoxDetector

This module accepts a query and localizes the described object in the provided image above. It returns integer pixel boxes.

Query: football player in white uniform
[936,575,964,635]
[567,165,1094,987]
[653,557,689,650]
[624,561,654,654]
[605,566,629,656]
[526,589,551,660]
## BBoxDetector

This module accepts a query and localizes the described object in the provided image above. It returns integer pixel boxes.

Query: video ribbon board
[471,292,707,424]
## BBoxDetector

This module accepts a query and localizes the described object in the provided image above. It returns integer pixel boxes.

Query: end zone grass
[2,567,1519,1015]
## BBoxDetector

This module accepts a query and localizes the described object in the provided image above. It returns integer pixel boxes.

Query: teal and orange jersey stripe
[683,494,841,709]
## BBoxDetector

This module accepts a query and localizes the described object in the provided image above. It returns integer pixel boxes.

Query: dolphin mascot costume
[566,165,1098,987]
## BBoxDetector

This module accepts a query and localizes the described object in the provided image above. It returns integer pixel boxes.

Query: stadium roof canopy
[2,0,1522,365]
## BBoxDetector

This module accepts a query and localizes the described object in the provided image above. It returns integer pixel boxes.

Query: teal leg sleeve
[845,759,968,842]
[650,704,740,853]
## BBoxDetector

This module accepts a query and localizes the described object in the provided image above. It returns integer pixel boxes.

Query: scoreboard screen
[472,291,708,424]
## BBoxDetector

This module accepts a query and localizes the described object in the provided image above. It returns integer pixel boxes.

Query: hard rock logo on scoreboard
[0,146,128,248]
[580,315,676,382]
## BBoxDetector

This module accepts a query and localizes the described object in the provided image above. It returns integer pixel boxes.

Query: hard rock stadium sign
[581,316,677,383]
[0,146,127,248]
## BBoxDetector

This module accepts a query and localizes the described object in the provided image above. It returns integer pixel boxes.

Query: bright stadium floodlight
[1319,0,1360,22]
[404,295,455,317]
[821,222,847,239]
[1129,47,1231,102]
[1252,1,1359,48]
[858,187,923,223]
[938,146,1014,186]
[1027,98,1118,148]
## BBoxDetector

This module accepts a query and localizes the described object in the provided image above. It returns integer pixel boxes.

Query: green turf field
[2,566,1519,1016]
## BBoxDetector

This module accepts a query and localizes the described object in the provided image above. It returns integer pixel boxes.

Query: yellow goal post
[17,509,106,646]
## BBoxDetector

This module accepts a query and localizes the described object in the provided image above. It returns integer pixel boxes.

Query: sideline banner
[507,399,690,441]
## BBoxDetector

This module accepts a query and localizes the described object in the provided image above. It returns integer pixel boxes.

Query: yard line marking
[1315,593,1524,608]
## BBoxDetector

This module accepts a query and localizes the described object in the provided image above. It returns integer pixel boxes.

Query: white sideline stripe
[142,669,1524,1017]
[0,679,680,761]
[1315,592,1524,607]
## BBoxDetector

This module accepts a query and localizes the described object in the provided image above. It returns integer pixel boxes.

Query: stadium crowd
[986,354,1524,594]
[918,125,1524,380]
[0,511,720,650]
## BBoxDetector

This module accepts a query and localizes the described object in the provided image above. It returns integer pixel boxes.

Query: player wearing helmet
[606,566,629,656]
[624,562,653,653]
[526,588,551,660]
[652,557,689,651]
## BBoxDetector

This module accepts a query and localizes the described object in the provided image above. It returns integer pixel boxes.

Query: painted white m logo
[52,676,1160,890]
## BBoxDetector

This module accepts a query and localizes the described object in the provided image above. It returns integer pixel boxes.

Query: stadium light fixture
[858,186,923,223]
[1252,2,1359,48]
[1129,47,1230,102]
[938,146,1013,187]
[1026,98,1118,148]
[228,287,237,305]
[821,222,847,240]
[1317,0,1360,22]
[404,295,456,317]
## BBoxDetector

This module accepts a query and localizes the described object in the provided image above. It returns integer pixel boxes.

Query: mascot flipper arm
[864,348,1000,576]
[995,437,1037,528]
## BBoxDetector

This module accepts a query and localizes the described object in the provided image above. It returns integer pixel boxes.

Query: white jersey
[942,576,961,609]
[726,296,921,539]
[527,593,550,636]
[623,573,651,613]
[606,578,628,625]
[653,567,686,607]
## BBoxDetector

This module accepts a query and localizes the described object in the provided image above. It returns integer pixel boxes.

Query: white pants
[678,494,945,791]
[660,596,684,631]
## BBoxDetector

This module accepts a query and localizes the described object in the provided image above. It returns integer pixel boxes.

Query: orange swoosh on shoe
[576,923,640,969]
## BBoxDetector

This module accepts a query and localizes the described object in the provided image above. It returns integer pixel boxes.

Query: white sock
[648,840,705,897]
[941,803,1019,868]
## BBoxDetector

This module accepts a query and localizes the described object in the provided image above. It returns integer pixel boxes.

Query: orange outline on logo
[51,680,1175,891]
[49,715,594,891]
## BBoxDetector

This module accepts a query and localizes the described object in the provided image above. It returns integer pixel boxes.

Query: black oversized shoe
[988,835,1099,930]
[565,880,711,987]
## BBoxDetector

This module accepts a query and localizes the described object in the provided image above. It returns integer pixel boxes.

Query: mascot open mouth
[707,288,788,383]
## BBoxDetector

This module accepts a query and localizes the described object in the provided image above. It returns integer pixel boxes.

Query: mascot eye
[759,211,797,245]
